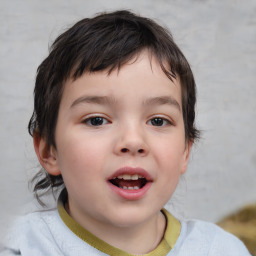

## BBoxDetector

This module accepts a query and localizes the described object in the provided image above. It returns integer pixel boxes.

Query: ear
[33,132,61,176]
[180,140,193,174]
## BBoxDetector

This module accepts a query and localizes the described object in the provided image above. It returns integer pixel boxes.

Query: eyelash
[82,116,110,126]
[147,117,173,127]
[82,116,173,127]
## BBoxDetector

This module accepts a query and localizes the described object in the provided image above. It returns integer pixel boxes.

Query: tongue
[111,178,146,188]
[119,180,141,187]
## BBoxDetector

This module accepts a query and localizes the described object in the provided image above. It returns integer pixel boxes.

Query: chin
[105,206,157,228]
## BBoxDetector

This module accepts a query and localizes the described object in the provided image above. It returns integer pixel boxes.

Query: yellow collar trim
[58,190,180,256]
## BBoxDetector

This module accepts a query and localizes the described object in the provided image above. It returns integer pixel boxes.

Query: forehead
[60,51,182,109]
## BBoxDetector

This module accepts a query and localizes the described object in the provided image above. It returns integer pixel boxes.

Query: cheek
[154,137,185,167]
[154,141,185,199]
[56,134,110,177]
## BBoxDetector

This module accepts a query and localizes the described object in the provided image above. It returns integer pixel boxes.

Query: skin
[35,51,192,254]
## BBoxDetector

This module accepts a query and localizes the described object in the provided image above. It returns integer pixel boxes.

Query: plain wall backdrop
[1,0,256,240]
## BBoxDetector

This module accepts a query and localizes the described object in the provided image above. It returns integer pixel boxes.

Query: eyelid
[147,115,174,126]
[81,114,111,125]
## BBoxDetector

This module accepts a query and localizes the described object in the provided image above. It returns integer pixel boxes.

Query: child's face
[46,51,191,229]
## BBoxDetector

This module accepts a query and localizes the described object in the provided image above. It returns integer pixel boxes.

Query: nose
[114,124,149,156]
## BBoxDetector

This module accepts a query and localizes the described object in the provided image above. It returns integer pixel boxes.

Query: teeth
[115,174,142,180]
[131,174,139,180]
[123,174,131,180]
[121,186,140,190]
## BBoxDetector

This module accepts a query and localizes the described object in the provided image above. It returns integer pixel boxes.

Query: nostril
[120,148,145,154]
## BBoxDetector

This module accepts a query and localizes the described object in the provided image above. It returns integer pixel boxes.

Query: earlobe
[33,132,61,176]
[181,140,193,174]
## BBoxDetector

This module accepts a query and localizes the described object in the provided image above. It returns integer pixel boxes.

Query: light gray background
[1,0,256,240]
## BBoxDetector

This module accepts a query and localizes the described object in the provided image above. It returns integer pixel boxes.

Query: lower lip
[108,182,152,200]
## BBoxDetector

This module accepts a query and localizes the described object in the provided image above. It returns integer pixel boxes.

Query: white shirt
[0,208,250,256]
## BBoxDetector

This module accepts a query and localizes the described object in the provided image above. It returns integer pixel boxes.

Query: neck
[66,203,166,254]
[100,212,166,254]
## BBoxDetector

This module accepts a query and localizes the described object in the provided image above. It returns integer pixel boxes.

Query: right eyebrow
[70,95,116,108]
[143,96,181,111]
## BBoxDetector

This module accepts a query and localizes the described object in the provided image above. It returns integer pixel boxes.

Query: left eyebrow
[70,95,116,108]
[143,96,181,111]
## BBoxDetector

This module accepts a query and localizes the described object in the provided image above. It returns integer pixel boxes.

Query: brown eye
[84,117,108,126]
[149,118,171,126]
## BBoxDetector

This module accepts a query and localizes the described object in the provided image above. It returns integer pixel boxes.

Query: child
[1,10,250,256]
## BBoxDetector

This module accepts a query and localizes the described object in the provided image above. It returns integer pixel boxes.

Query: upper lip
[108,166,153,181]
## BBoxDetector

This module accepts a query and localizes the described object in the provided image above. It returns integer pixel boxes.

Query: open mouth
[109,174,148,190]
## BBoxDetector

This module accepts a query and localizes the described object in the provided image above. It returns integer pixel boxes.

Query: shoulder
[171,219,251,256]
[9,209,61,238]
[1,210,62,255]
[1,210,108,256]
